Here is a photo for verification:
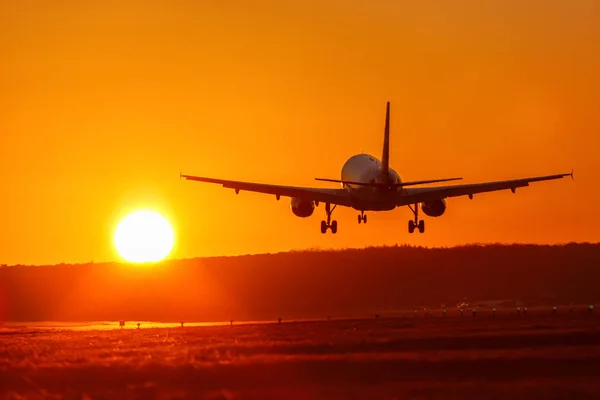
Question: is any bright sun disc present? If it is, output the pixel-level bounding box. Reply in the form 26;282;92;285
114;210;174;263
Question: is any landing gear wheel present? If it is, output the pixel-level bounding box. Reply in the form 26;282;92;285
331;220;338;234
358;211;367;224
408;203;425;234
321;202;338;234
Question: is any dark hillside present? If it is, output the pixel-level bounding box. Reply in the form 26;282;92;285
1;243;598;322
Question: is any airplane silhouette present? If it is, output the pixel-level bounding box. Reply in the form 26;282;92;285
181;102;573;234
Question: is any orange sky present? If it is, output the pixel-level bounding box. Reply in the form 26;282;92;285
1;0;599;266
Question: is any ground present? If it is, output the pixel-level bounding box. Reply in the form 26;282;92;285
2;309;600;399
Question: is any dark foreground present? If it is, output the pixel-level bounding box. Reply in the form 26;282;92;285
2;312;600;399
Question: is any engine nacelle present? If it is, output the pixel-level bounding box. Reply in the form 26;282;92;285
290;197;315;218
421;199;446;217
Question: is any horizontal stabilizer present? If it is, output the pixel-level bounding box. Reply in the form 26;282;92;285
315;177;463;187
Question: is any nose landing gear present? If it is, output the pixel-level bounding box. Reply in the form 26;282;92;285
408;203;425;233
321;203;338;234
357;211;367;224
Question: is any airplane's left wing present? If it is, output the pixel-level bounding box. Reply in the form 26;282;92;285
180;174;354;207
396;171;573;206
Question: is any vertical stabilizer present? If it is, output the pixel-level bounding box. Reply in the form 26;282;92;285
381;101;390;176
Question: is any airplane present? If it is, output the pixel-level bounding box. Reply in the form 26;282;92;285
181;102;573;234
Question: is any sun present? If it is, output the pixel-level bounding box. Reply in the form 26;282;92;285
114;210;175;263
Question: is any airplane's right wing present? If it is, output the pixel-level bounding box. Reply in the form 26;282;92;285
180;174;354;207
396;172;573;206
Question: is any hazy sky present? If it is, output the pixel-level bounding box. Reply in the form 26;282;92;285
1;0;599;265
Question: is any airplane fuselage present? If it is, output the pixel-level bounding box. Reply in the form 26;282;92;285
340;154;402;211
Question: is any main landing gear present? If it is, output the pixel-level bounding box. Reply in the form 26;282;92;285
321;202;338;234
408;203;425;234
357;211;367;224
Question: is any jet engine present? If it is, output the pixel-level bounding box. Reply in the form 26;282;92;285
290;197;315;218
421;199;446;217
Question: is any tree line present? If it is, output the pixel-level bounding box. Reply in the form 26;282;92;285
0;243;598;322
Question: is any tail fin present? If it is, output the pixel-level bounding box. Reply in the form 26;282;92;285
381;101;391;176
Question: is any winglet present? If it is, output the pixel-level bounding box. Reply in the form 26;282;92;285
570;169;574;180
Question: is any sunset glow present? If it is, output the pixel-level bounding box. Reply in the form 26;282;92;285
114;210;174;263
1;1;598;265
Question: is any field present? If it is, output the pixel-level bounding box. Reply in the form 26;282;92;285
2;310;600;399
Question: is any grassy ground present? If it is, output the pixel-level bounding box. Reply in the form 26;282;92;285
2;313;600;399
